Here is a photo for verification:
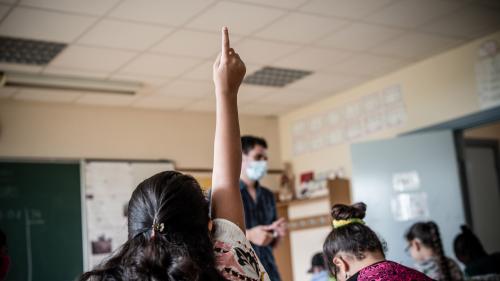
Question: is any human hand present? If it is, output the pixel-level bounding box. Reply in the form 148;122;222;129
264;218;287;238
246;225;274;246
213;27;246;95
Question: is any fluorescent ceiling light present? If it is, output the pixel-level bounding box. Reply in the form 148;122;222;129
1;71;142;95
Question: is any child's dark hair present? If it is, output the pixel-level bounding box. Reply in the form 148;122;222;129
79;171;226;281
453;225;487;262
323;203;384;275
241;135;267;155
405;221;452;281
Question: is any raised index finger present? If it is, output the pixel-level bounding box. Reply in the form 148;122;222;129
221;26;230;55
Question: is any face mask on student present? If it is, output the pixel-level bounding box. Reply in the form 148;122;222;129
245;160;268;181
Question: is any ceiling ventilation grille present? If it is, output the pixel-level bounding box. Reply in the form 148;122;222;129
243;66;312;87
0;36;66;65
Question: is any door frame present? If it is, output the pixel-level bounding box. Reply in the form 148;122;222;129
402;106;500;227
463;138;500;195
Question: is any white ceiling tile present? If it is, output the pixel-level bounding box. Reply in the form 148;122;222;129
288;73;363;93
324;54;408;76
239;102;288;116
238;84;275;102
110;73;169;88
234;38;301;64
78;20;172;51
243;64;265;76
0;7;96;42
14;89;81;103
180;61;214;81
187;1;285;35
43;66;109;79
75;93;137;106
132;95;194;110
151;30;238;59
259;89;321;106
120;54;201;78
183;98;216;112
255;12;347;44
420;4;500;39
370;32;463;59
299;0;394;19
110;0;215;26
273;47;353;70
236;0;308;9
0;63;43;73
181;60;262;81
20;0;119;16
50;45;137;72
156;79;213;98
365;0;464;28
316;23;403;51
0;4;11;18
0;87;18;98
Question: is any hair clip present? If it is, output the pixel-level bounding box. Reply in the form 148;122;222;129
152;222;165;233
332;218;365;229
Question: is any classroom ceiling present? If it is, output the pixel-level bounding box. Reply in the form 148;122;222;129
0;0;499;116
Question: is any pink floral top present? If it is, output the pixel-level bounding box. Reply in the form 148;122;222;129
349;260;434;281
212;219;270;281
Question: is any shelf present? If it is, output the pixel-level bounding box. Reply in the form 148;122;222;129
276;195;329;207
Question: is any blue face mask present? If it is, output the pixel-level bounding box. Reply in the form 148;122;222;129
245;160;268;181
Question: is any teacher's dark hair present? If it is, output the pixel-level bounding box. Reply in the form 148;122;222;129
241;135;267;155
79;171;226;281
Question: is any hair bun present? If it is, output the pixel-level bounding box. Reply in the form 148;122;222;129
331;202;366;220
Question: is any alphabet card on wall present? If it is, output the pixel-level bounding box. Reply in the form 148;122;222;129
476;40;500;109
291;84;407;156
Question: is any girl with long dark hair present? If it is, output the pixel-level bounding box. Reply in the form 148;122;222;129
405;221;463;281
323;202;431;281
80;27;269;281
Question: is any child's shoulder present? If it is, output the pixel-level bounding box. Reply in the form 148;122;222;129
211;219;270;281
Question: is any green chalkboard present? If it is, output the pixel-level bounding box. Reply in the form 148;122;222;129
0;162;83;281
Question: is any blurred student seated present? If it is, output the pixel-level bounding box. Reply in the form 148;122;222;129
308;252;332;281
454;225;500;280
405;221;464;281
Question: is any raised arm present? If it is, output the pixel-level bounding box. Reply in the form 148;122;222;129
210;27;246;231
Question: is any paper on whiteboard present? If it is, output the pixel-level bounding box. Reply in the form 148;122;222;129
392;171;421;192
84;161;174;268
391;192;429;221
86;162;132;268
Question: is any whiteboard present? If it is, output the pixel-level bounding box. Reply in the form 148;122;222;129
82;160;174;269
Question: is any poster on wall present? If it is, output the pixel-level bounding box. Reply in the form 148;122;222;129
84;161;174;268
476;40;500;109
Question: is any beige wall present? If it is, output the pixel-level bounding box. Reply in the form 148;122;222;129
0;100;282;174
279;30;500;183
279;30;500;281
